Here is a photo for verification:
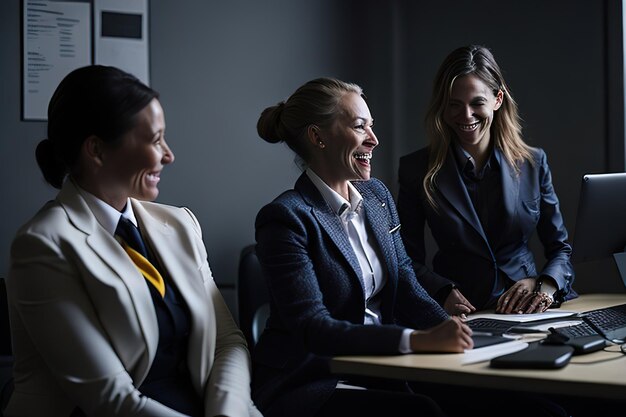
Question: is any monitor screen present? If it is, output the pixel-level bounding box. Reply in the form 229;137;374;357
571;173;626;293
572;173;626;262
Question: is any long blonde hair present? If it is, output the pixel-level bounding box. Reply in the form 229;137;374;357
423;45;533;207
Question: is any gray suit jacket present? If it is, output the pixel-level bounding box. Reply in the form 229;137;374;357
6;180;261;417
398;146;575;309
253;174;448;417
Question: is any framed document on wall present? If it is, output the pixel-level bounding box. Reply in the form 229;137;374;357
22;0;91;121
94;0;150;85
21;0;149;121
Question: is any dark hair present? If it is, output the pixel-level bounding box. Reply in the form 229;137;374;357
257;77;362;162
36;65;159;188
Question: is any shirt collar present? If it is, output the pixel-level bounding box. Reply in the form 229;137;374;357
305;168;363;217
75;183;137;236
453;142;499;177
453;142;475;173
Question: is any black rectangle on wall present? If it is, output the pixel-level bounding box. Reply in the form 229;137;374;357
101;11;142;39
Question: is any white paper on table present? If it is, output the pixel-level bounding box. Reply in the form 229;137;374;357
467;310;579;323
462;340;529;365
520;320;584;332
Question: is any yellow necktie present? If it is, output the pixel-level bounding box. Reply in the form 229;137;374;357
119;240;166;298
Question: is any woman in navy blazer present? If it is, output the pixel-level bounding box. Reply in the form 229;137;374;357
398;45;576;316
253;78;472;417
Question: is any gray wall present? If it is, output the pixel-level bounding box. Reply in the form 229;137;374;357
393;0;620;269
395;0;611;228
0;0;622;318
147;0;396;312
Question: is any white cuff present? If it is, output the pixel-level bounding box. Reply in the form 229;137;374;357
399;328;414;353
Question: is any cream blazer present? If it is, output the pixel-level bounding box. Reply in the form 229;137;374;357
5;180;261;417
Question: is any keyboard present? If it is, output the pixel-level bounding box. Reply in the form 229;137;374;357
468;303;626;341
549;303;626;342
467;318;521;335
580;303;626;342
550;321;598;339
467;316;571;335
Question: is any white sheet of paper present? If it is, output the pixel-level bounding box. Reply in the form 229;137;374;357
467;310;579;323
462;340;529;365
520;320;584;331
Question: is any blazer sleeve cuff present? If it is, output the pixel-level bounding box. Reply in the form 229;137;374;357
206;389;256;417
399;328;415;353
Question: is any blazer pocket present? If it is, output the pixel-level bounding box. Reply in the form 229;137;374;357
521;197;540;220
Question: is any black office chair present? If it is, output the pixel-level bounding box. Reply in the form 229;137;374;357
237;245;270;349
0;278;14;415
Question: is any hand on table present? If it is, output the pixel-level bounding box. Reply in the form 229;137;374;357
495;278;554;314
444;287;476;317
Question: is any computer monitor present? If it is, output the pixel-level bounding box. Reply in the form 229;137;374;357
571;172;626;293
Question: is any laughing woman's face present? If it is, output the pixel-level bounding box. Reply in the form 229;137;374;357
319;92;379;183
95;98;175;211
444;74;503;153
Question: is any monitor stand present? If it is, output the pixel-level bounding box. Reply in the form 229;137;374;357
574;255;626;294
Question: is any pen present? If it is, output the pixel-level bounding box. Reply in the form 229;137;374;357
471;331;493;336
506;327;548;334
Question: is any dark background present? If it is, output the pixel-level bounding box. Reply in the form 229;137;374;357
1;0;623;318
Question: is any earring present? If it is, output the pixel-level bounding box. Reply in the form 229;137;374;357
318;141;325;149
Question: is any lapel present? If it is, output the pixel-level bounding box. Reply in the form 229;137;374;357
353;181;398;288
58;181;158;382
437;148;489;242
132;200;214;387
498;149;520;232
295;174;364;287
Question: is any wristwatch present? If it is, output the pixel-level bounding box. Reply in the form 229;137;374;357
534;276;561;308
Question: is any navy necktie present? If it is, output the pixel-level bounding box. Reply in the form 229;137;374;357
115;216;166;297
115;217;148;258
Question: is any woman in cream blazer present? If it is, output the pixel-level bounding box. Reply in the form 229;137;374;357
5;65;260;417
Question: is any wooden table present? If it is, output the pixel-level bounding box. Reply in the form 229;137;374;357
331;294;626;400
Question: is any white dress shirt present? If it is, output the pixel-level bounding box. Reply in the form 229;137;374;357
76;183;137;235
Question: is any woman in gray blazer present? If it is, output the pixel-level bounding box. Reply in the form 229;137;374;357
252;77;473;417
5;66;261;417
398;45;576;316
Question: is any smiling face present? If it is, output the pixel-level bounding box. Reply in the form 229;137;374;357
97;98;174;210
314;92;378;190
444;74;503;155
